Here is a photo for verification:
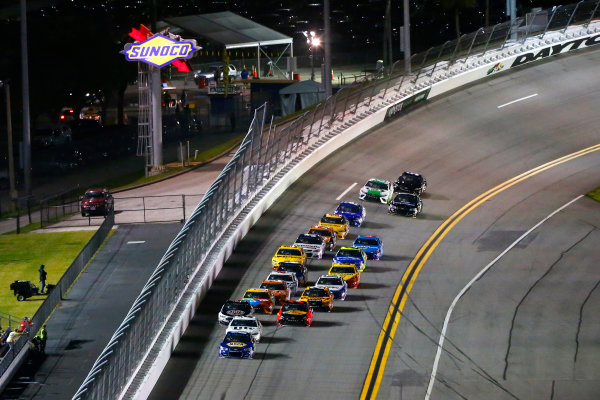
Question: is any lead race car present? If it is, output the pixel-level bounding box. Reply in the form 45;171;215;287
359;179;393;204
393;171;427;194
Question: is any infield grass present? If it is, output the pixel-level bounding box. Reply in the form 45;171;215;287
0;230;95;321
587;187;600;202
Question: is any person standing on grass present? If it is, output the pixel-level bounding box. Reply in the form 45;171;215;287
39;264;47;294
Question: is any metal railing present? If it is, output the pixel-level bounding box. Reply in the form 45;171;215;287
0;212;114;378
39;194;205;228
72;2;600;399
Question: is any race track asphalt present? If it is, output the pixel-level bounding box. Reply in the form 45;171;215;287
149;48;600;400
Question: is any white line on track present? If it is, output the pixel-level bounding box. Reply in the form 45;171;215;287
336;182;357;200
424;195;583;400
497;93;538;109
127;241;146;244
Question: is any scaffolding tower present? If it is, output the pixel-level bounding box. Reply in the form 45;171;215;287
136;62;153;176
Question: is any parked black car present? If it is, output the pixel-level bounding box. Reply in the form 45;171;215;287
393;171;427;194
388;192;423;218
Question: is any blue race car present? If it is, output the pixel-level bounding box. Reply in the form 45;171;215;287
219;331;255;359
333;247;367;272
334;201;366;227
352;235;384;260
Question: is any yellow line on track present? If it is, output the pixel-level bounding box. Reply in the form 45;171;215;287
360;143;600;400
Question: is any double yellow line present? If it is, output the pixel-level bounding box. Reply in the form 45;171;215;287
360;143;600;400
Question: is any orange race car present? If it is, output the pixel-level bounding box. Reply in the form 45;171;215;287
259;280;291;305
307;225;337;251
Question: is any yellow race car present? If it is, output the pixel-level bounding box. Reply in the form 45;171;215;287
328;263;361;288
299;286;334;311
318;214;349;239
272;245;306;269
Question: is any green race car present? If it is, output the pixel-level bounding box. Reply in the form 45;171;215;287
359;178;393;204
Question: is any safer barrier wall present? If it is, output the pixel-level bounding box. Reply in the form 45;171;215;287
73;3;600;399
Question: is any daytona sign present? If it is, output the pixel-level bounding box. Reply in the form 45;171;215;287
511;33;600;68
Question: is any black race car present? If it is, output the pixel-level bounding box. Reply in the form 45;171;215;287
218;300;254;326
388;193;423;217
393;172;427;194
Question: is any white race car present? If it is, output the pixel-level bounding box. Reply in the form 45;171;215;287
313;275;348;300
359;178;393;204
292;233;325;259
266;271;299;295
225;316;263;343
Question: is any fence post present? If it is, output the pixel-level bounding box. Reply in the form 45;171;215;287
447;34;465;69
464;28;483;62
563;1;584;33
481;23;499;56
143;197;146;223
429;41;451;77
540;7;559;39
585;0;600;29
182;194;186;222
501;17;519;49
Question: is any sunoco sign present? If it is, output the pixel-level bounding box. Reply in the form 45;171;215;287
123;34;196;68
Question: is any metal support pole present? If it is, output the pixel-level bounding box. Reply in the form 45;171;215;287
403;0;411;73
500;18;516;49
585;0;600;29
182;194;186;221
482;23;499;56
2;81;18;200
323;0;332;97
464;28;483;62
540;8;560;39
150;67;163;171
20;0;31;195
522;11;540;43
429;41;450;76
563;1;584;33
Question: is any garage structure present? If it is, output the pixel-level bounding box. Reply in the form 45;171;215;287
158;11;295;79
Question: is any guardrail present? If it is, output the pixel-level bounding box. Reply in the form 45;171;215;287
39;194;205;228
0;212;114;386
73;3;600;399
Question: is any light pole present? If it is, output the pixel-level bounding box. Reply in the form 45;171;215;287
0;80;18;200
403;0;411;73
303;31;320;81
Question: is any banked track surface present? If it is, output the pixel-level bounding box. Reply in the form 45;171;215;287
149;48;600;400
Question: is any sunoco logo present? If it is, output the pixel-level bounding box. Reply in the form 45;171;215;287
124;34;195;68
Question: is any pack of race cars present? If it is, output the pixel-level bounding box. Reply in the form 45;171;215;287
217;171;426;359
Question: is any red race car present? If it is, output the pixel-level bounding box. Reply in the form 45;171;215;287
277;300;314;327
